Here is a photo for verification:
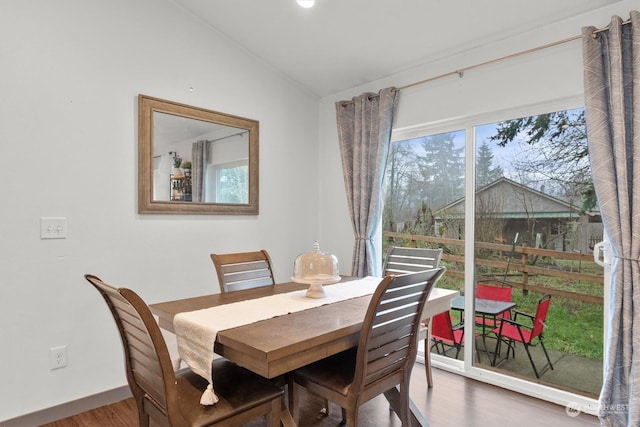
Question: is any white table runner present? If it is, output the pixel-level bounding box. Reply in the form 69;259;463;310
173;276;382;404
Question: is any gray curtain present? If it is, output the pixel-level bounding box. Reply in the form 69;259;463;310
582;10;639;426
336;87;398;277
192;140;210;202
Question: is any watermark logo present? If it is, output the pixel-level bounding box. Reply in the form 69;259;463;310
566;401;629;417
565;402;581;417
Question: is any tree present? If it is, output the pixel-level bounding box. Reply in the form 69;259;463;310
476;141;503;188
383;140;421;232
475;190;506;251
489;108;595;211
416;133;464;210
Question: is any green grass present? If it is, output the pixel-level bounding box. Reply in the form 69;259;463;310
511;291;603;359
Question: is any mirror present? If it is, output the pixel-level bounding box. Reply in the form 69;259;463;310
138;95;259;214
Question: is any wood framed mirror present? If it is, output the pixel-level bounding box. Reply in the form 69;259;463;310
138;95;259;215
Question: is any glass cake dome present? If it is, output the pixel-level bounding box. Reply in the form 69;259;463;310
292;241;340;298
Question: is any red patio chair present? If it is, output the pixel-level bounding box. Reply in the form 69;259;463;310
430;311;464;359
475;281;513;329
492;294;554;378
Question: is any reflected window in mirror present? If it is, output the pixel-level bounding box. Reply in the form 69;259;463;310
212;160;249;203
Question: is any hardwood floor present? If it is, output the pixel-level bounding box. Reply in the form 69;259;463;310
42;364;599;427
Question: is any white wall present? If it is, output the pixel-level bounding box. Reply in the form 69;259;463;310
2;0;636;422
317;1;637;276
0;0;319;421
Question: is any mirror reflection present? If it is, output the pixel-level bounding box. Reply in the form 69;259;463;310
138;95;259;215
153;112;249;204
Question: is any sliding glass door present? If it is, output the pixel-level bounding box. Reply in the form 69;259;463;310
472;108;603;398
384;101;603;411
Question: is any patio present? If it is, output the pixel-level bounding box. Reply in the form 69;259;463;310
430;335;603;397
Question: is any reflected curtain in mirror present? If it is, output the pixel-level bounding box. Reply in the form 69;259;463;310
192;140;210;203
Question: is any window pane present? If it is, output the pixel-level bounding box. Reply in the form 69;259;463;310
383;130;466;361
473;107;603;396
213;161;248;203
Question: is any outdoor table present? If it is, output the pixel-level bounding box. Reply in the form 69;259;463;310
450;295;516;364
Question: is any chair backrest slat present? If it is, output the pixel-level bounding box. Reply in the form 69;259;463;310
383;247;443;276
211;250;275;293
221;260;271;275
368;334;413;362
369;324;413;351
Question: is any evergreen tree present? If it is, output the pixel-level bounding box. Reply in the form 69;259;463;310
476;141;503;188
416;133;464;210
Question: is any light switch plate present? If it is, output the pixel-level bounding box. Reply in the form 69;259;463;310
40;217;67;239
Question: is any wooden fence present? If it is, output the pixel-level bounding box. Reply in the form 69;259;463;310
384;231;604;305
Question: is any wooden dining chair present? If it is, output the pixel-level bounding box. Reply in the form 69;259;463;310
383;246;443;388
210;250;275;293
289;268;446;427
84;274;282;427
210;249;332;417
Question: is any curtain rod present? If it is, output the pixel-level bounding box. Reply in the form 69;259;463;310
339;17;631;104
398;34;582;91
152;131;248;158
211;130;248;143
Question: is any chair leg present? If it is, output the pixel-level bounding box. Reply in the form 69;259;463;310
431;339;445;356
291;381;301;423
424;337;433;388
139;412;149;427
493;335;514;365
522;343;540;378
287;373;294;416
540;338;554;372
344;407;357;426
266;398;281;427
317;398;330;416
505;339;516;359
287;372;329;418
492;335;501;366
474;335;481;362
399;382;411;426
134;395;149;427
517;339;554;379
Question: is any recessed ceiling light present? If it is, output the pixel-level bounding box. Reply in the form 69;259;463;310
297;0;315;8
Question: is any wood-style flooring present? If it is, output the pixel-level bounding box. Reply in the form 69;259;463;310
41;364;599;427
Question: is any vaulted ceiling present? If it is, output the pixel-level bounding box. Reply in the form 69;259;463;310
172;0;621;97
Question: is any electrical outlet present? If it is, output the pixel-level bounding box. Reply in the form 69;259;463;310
50;345;68;370
41;217;67;239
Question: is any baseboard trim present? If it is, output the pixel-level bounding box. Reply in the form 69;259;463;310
1;386;131;427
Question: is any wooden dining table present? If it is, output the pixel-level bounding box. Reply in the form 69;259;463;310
150;279;459;427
